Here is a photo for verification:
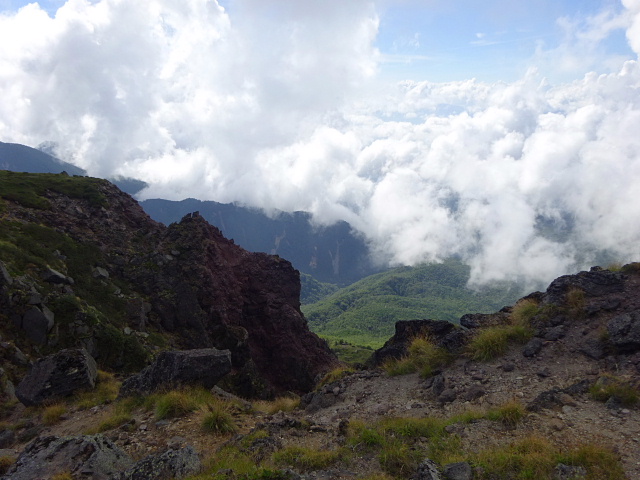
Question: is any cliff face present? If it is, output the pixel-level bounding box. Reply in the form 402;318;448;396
0;172;336;396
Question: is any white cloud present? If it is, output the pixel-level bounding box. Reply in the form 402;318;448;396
1;0;640;289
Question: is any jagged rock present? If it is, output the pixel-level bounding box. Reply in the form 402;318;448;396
42;266;73;285
607;310;640;352
438;388;457;404
522;338;544;357
554;463;587;479
15;348;97;406
15;305;54;345
462;385;485;401
431;373;446;397
368;320;459;367
543;267;624;305
459;312;509;329
579;339;607;360
0;261;12;286
411;459;442;480
443;461;473;480
300;391;339;413
119;348;231;397
113;446;201;480
93;266;110;279
0;434;133;480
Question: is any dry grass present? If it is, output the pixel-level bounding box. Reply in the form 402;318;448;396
253;396;300;415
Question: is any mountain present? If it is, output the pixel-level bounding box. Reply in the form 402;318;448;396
0;171;336;397
303;258;523;347
140;198;376;284
0;141;86;176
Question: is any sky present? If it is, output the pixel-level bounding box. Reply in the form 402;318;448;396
1;0;640;289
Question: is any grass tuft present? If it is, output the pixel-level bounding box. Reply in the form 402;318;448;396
273;446;344;472
317;365;355;387
590;375;639;407
383;336;452;377
42;404;67;426
486;399;527;427
0;456;14;476
201;404;237;435
253;396;300;415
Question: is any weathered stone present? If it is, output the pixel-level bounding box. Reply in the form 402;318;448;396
19;306;54;345
119;348;231;398
0;262;13;286
411;459;442;480
438;388;457;404
15;348;97;406
431;373;446;397
443;461;473;480
607;310;640;353
459;312;509;329
93;266;110;279
42;267;73;285
579;339;607;360
300;392;339;413
522;338;544;358
0;429;15;448
462;385;485;401
368;320;459;367
543;268;624;305
113;446;201;480
0;435;133;480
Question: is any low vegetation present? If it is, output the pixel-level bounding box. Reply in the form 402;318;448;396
303;259;522;348
383;336;452;377
589;375;639;407
253;396;300;415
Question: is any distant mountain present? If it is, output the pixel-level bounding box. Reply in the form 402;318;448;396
0;141;86;176
0;141;149;195
140;198;377;284
303;258;523;348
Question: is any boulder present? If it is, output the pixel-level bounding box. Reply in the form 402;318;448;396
42;267;74;285
443;462;473;480
411;459;442;480
522;338;544;358
607;310;640;353
113;446;201;480
17;306;55;345
0;435;133;480
15;348;97;406
543;267;624;305
368;320;459;367
459;312;510;329
119;348;231;397
0;261;12;286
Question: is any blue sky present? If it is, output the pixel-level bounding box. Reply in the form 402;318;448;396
1;0;640;286
2;0;634;83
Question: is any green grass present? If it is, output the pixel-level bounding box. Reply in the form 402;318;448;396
486;400;527;427
590;375;639;407
253;397;300;415
201;404;237;435
272;446;345;472
303;258;522;348
467;323;533;361
317;365;355;387
41;404;67;425
383;336;453;378
0;171;107;210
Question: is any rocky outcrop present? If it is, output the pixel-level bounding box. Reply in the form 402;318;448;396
15;348;97;406
0;174;336;396
0;435;134;480
113;446;201;480
607;310;640;353
367;319;464;367
118;348;232;397
542;266;624;305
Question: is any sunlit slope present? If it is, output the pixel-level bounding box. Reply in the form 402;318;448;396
303;258;522;348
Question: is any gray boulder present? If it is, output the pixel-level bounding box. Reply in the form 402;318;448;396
443;462;473;480
0;435;133;480
42;266;74;285
411;459;442;480
607;310;640;353
113;446;201;479
15;306;55;345
15;348;97;406
119;348;231;397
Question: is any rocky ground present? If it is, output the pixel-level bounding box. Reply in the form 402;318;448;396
1;266;640;479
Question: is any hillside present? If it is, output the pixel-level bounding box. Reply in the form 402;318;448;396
0;170;336;397
1;263;639;479
303;259;523;347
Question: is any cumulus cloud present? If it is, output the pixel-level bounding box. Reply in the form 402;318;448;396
1;0;640;288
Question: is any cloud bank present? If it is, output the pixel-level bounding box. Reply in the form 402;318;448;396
1;0;640;288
